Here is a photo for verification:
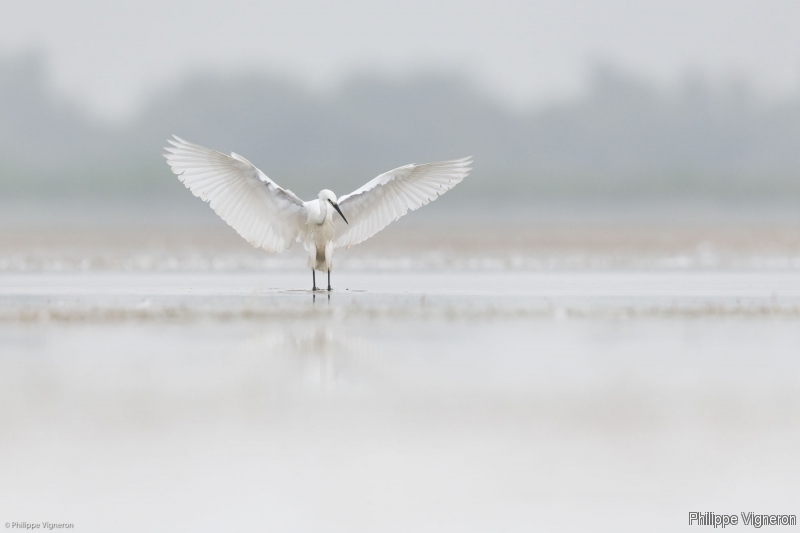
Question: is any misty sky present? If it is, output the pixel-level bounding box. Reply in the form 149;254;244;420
3;0;800;121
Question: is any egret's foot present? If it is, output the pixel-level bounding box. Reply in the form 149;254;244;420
327;286;332;291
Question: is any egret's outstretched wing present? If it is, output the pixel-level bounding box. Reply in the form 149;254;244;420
163;136;306;252
333;157;472;248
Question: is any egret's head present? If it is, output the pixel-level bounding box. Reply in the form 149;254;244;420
318;189;338;203
318;189;348;224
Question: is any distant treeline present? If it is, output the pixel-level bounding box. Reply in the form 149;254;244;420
2;51;800;199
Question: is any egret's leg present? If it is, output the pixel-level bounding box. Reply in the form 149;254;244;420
324;241;334;291
312;269;317;291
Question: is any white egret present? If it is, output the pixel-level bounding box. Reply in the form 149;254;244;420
163;136;472;290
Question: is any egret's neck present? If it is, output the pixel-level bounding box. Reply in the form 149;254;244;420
313;199;329;225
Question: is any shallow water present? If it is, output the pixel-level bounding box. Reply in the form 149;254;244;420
2;201;800;531
2;270;800;532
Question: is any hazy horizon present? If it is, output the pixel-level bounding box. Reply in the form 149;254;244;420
3;49;800;201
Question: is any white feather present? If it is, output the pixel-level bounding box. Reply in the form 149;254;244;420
163;135;306;253
333;157;472;249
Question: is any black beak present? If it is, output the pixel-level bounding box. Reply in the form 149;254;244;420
329;199;348;224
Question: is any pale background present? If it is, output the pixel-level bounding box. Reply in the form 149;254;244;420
2;2;800;531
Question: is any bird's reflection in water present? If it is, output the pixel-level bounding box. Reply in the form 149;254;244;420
248;321;384;390
311;292;331;305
